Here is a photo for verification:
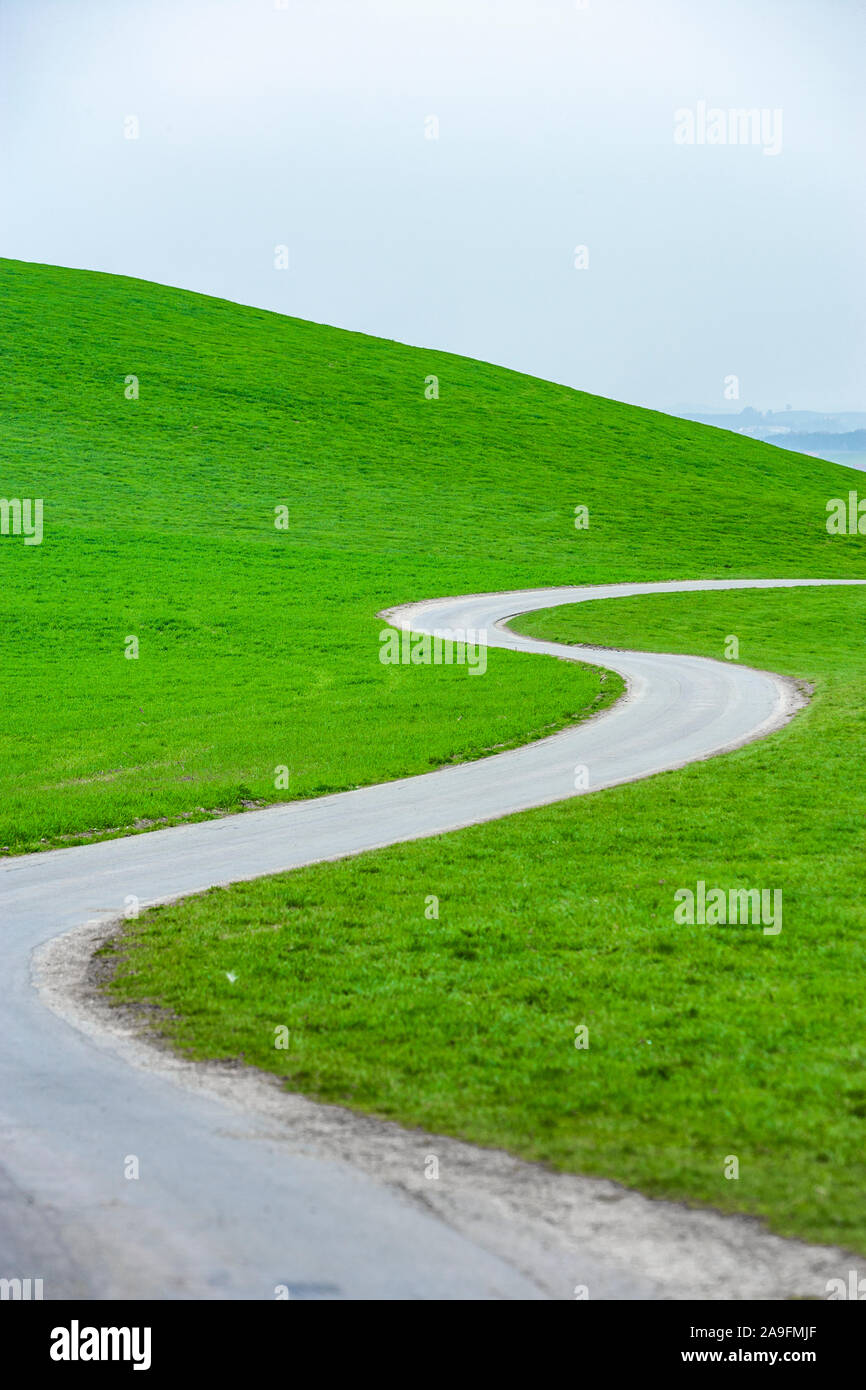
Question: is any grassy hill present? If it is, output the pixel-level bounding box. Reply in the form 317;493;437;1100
1;259;864;853
109;584;866;1254
5;259;866;1253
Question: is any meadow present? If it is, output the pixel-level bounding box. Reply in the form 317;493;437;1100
108;585;866;1251
4;257;866;1247
2;257;862;851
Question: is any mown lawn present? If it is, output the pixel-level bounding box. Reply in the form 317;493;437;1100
7;259;866;1247
2;257;864;851
106;585;866;1252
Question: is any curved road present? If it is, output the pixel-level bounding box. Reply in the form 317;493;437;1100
1;576;863;1299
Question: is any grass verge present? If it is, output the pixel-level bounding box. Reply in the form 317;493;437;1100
104;584;866;1252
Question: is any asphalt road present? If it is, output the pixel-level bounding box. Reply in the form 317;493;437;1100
1;576;863;1299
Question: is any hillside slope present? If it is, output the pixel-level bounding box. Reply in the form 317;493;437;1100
1;258;863;854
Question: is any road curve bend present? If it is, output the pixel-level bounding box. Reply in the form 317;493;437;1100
1;575;864;1300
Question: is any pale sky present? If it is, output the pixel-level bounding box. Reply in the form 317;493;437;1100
1;0;863;412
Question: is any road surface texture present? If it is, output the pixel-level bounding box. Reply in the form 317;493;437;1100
2;577;865;1300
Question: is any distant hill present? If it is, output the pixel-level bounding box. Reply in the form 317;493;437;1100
680;407;866;436
773;430;866;454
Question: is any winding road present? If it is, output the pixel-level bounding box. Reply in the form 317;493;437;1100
1;576;864;1300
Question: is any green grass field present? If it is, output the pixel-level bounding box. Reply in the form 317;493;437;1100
106;585;866;1251
5;258;866;1249
2;257;863;852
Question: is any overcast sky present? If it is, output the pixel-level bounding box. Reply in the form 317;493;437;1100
1;0;863;413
